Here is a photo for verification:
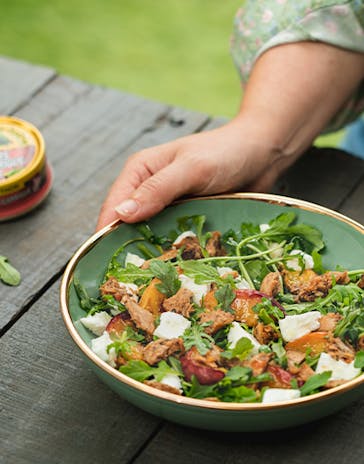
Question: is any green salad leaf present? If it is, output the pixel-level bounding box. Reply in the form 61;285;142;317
300;371;332;396
354;351;364;369
107;263;153;285
119;359;179;382
221;337;254;361
149;260;181;297
182;322;214;355
179;260;221;284
0;255;21;286
215;283;235;312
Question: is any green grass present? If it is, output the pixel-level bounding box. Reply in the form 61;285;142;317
0;0;342;145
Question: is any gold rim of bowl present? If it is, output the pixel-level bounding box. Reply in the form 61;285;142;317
59;192;364;411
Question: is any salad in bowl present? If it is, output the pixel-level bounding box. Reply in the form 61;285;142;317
73;209;364;405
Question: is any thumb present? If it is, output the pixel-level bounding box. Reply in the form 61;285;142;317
115;158;203;222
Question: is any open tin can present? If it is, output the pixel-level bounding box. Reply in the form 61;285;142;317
0;116;53;221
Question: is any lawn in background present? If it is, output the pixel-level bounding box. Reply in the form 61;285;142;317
0;0;341;146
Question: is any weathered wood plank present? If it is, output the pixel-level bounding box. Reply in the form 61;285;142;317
0;281;161;464
134;401;364;464
15;75;92;128
0;84;209;330
0;56;55;114
339;175;364;224
273;148;364;212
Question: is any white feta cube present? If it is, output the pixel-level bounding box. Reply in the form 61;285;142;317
262;388;301;403
179;274;209;304
279;311;321;342
90;331;116;367
315;352;361;381
124;252;145;268
227;321;260;354
259;224;270;233
173;231;196;246
153;312;191;339
217;266;235;276
160;374;183;393
80;311;112;336
235;278;251;290
286;250;314;271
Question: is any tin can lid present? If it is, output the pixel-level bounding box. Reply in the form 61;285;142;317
0;116;45;192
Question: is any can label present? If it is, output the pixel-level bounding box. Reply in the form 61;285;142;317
0;162;47;206
0;125;36;181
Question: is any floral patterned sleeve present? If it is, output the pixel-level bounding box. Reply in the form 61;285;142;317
230;1;364;132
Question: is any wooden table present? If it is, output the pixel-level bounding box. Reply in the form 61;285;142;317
1;56;363;464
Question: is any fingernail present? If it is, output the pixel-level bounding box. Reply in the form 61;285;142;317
115;198;139;216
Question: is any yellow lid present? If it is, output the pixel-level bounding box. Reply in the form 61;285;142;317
0;116;45;196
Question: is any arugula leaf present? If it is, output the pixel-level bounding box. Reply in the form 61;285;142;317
217;384;258;403
177;215;206;237
215;284;235;312
137;243;158;259
107;263;153;286
222;228;239;251
149;260;181;297
253;298;284;323
119;359;179;382
184;375;217;399
179;260;221;284
73;277;99;312
300;371;332;396
245;260;270;288
168;356;184;376
284;224;324;252
270;340;287;367
182;323;214;355
136;223;170;248
268;212;296;230
213;325;231;349
354;351;364;369
107;327;144;358
240;222;260;240
0;255;21;286
221;337;254;361
225;366;252;381
312;250;326;274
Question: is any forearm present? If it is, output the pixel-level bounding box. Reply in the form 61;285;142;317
234;42;364;158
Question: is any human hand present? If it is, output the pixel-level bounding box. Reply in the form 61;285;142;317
97;42;364;231
96;116;283;230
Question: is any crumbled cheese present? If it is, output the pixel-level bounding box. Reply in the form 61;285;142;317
160;374;183;393
286;249;314;271
315;352;361;381
124;252;145;268
217;266;235;276
259;223;270;233
179;274;209;304
262;388;301;403
173;230;196;246
153;312;191;339
118;282;139;293
227;321;260;354
279;311;321;342
90;331;116;367
80;311;111;336
268;242;284;259
235;278;251;290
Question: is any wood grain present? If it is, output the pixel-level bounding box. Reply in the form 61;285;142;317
135;401;364;464
0;82;209;330
0;280;161;464
0;56;55;114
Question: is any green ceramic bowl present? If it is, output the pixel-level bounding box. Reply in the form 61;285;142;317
60;193;364;431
